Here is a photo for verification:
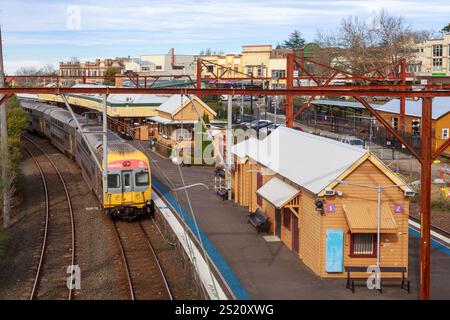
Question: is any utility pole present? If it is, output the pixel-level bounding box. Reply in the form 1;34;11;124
227;94;233;201
0;26;11;229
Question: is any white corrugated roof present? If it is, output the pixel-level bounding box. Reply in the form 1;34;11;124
231;127;367;194
71;84;171;105
148;116;172;124
156;95;189;115
230;137;259;159
256;177;299;208
374;98;450;120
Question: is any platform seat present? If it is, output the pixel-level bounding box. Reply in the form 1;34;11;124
247;209;268;234
345;266;409;293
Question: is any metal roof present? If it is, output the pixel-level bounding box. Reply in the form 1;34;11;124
256;177;299;208
373;97;450;120
156;95;189;115
231;127;367;194
311;99;379;109
343;202;398;234
71;84;171;105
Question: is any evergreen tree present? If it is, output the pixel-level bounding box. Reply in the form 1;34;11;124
442;23;450;33
282;30;306;49
103;67;120;86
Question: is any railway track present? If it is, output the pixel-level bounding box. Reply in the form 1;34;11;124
23;135;76;300
112;219;173;300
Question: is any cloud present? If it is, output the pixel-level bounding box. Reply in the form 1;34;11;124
3;60;58;75
1;0;449;73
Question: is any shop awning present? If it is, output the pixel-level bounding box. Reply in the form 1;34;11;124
343;203;398;234
256;177;300;209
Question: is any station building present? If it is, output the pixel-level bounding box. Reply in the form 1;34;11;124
33;85;217;142
231;127;412;278
374;98;450;157
147;95;217;150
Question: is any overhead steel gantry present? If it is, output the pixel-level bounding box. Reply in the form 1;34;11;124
3;50;450;300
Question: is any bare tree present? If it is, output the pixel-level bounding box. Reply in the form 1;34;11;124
315;10;435;81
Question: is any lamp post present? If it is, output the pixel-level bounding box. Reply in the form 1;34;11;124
332;180;415;267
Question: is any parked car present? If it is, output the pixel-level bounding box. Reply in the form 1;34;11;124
250;120;272;130
235;113;256;124
337;136;364;148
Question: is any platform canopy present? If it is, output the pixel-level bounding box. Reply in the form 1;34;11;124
343;202;398;234
256;177;300;209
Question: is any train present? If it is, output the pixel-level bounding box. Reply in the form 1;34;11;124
21;99;154;220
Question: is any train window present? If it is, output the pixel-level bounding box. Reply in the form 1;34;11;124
135;171;149;186
107;174;120;188
124;173;131;188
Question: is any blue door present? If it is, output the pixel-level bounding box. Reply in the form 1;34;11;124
325;229;344;273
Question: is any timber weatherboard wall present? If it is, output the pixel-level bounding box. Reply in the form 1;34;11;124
231;129;410;279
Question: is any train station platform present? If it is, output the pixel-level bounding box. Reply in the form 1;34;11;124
137;142;450;300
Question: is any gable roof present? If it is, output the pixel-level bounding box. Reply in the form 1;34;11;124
156;95;217;117
231;127;367;194
374;97;450;120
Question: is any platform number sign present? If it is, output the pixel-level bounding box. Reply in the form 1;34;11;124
326;204;335;213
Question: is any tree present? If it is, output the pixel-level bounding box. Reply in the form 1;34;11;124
442;23;450;33
103;67;120;86
315;10;434;78
281;30;306;49
0;95;28;231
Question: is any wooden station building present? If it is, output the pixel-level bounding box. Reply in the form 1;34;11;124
231;127;413;278
146;95;217;149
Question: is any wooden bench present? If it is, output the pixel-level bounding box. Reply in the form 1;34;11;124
345;266;410;293
247;209;268;234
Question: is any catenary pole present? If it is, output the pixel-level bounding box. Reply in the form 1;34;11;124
227;94;233;200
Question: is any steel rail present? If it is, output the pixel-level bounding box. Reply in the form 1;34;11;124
23;145;49;301
409;215;450;238
111;220;136;300
138;221;173;300
23;135;76;300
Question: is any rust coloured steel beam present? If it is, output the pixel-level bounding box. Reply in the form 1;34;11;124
0;94;12;105
3;87;450;97
354;96;421;160
420;97;433;301
285;52;294;128
432;138;450;160
293;71;340;120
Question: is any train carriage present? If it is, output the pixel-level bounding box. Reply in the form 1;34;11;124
21;99;153;220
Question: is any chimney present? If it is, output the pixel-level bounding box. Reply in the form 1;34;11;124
171;48;175;66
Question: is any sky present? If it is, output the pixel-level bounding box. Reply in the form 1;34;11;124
0;0;449;74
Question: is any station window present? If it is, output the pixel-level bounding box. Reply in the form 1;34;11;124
432;58;443;72
391;117;398;130
432;44;443;57
283;208;291;229
350;234;376;258
135;171;149;187
107;174;120;188
412;119;420;135
442;128;449;140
